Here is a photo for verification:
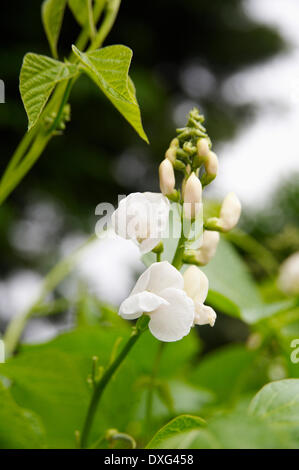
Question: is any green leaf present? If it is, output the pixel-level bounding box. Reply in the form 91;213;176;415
72;44;149;143
0;326;137;448
146;415;206;449
0;383;45;449
242;298;298;324
202;238;263;317
189;344;262;403
249;379;299;445
197;409;290;449
42;0;68;59
20;53;78;130
68;0;88;25
147;407;291;449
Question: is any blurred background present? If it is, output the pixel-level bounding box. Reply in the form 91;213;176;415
0;0;299;347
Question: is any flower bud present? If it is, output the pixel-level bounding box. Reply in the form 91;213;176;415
165;138;179;164
197;138;210;158
170;137;179;148
183;265;209;304
278;252;299;295
173;160;185;171
183;173;202;219
159;159;175;196
218;192;241;232
202;151;218;185
183;230;219;266
197;230;220;265
165;147;176;164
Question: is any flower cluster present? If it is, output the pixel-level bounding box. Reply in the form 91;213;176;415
111;108;241;342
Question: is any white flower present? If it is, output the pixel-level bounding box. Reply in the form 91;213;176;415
183;265;216;327
218;192;241;232
278;252;299;295
111;192;170;254
119;261;195;342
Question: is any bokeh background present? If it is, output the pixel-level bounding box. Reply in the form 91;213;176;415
1;0;299;348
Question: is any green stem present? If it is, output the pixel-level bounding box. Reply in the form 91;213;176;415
48;79;74;133
88;0;121;51
3;311;31;357
3;235;96;357
172;230;187;270
0;125;39;186
0;131;51;204
80;326;144;448
88;0;97;40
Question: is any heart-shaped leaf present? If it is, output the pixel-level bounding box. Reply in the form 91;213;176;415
20;53;78;130
72;44;149;143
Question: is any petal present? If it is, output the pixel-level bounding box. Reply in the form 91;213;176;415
148;261;184;293
139;238;161;254
119;291;168;320
111;193;149;240
183;265;209;303
149;287;195;342
144;192;170;208
144;192;170;236
131;261;184;297
194;303;216;327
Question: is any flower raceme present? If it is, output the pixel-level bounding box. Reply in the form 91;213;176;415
111;109;241;341
118;261;216;342
111;192;170;254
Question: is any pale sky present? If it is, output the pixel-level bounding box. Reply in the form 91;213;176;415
210;0;299;207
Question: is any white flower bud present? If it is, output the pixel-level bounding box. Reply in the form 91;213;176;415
203;151;218;183
183;265;209;304
218;192;241;232
196;230;220;265
183;265;216;327
183;173;202;219
278;252;299;295
197;138;210;158
159;159;175;196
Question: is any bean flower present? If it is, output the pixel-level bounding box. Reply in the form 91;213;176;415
111;192;170;254
119;261;195;341
119;261;216;341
